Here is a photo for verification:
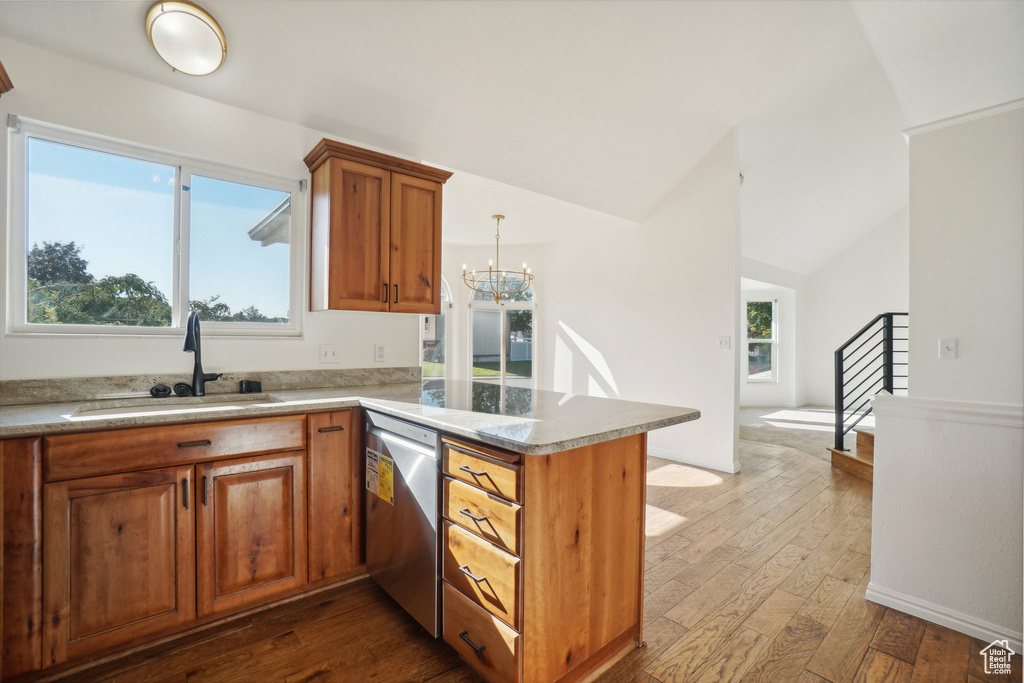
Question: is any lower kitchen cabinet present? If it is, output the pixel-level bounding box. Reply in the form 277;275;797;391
441;434;646;683
307;410;363;583
42;465;196;665
196;452;307;616
1;412;365;677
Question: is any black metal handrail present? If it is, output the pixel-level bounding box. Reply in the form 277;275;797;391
834;312;909;450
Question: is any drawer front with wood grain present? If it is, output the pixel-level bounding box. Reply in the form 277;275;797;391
444;443;521;503
443;521;521;630
442;583;521;683
43;415;307;481
444;477;521;555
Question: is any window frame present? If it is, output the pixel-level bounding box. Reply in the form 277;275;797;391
419;277;452;379
745;298;778;384
468;289;537;389
7;117;305;338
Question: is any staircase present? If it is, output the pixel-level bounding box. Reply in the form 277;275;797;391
829;312;908;481
829;429;875;481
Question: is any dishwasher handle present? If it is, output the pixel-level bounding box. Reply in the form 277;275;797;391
371;428;439;459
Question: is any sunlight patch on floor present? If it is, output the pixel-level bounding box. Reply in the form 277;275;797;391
645;505;689;537
647;463;724;488
765;420;834;432
759;408;875;430
763;409;834;424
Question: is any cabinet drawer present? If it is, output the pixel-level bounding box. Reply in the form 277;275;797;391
443;583;521;683
444;443;521;503
44;415;307;481
443;521;520;629
444;478;521;555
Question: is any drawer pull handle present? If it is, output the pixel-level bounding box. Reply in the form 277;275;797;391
459;465;487;477
459;508;488;523
459;630;487;658
178;440;212;449
318;426;345;433
458;565;487;583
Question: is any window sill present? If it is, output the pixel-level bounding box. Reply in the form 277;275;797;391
5;327;303;340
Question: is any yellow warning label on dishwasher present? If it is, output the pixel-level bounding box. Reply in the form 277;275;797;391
378;453;395;505
365;448;394;505
366;448;379;496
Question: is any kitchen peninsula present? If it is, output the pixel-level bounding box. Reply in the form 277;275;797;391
0;376;699;682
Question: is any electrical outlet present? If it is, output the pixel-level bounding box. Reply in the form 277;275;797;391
374;343;386;362
717;336;731;350
319;344;339;364
939;338;957;360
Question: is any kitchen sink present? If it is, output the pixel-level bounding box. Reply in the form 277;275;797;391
71;394;284;419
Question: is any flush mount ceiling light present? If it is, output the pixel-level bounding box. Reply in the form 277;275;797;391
146;1;226;76
462;215;534;304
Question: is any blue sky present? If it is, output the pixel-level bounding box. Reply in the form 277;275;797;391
27;137;290;320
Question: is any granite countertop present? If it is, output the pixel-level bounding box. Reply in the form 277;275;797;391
0;379;700;455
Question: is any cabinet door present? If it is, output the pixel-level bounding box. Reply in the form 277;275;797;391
314;158;391;312
389;172;442;314
307;410;363;584
42;466;195;665
196;452;306;616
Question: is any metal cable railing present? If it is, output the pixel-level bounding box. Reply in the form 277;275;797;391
834;312;909;450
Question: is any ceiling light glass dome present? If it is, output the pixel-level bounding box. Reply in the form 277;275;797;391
146;1;226;76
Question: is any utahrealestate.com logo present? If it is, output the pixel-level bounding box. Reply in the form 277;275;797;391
980;639;1015;675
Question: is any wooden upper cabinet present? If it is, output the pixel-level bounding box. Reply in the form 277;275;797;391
390;173;443;313
196;453;307;617
42;466;195;665
305;139;452;314
312;159;390;312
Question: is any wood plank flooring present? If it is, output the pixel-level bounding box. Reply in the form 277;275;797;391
44;440;1019;683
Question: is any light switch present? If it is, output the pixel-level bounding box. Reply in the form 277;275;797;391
717;336;731;350
938;338;957;360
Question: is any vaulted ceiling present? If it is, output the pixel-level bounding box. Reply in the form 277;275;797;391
1;1;1021;273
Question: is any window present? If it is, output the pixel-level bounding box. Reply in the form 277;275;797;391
746;300;777;382
421;280;451;379
10;119;301;335
470;281;535;388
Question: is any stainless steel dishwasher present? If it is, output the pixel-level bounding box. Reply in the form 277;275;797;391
364;410;442;636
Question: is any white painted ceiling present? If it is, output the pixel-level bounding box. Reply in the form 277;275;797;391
1;1;1021;273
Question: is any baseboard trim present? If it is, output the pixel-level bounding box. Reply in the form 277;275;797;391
872;393;1024;428
866;582;1023;652
647;447;741;474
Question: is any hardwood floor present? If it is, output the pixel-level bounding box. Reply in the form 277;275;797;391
45;440;1019;682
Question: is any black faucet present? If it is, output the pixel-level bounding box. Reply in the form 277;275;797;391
183;311;222;397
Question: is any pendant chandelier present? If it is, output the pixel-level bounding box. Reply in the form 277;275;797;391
462;214;534;303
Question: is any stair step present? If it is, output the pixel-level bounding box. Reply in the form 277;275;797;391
828;447;873;482
854;429;874;460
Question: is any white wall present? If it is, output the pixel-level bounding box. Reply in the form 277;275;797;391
0;39;419;380
539;132;741;473
869;102;1024;651
907;103;1024;406
801;208;910;406
870;395;1023;650
739;279;798;407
